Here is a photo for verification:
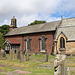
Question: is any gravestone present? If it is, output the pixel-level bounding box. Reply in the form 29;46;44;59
61;55;67;75
9;49;15;61
67;67;70;75
16;50;20;60
25;50;29;61
20;51;24;63
54;54;67;75
34;52;37;55
54;54;61;75
46;52;48;62
0;49;6;59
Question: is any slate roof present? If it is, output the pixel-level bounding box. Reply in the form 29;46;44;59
5;17;75;41
5;21;60;36
60;17;75;27
54;18;75;41
54;26;75;41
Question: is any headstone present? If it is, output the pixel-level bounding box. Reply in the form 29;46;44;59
20;51;24;63
16;50;20;60
67;67;70;75
54;54;67;75
61;55;67;75
9;49;15;61
0;49;6;59
54;54;61;75
46;52;48;62
34;52;37;55
25;50;29;61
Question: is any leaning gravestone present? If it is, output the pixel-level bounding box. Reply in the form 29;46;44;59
0;49;6;59
9;49;15;61
20;51;24;63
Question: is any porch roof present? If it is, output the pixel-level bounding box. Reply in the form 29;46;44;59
5;39;20;44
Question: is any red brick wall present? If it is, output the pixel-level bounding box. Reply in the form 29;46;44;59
5;31;54;53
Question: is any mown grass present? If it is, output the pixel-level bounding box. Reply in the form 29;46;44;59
0;73;7;75
0;54;75;75
71;70;75;75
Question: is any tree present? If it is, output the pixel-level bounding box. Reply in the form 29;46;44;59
0;25;10;48
0;32;4;48
0;25;10;35
28;20;46;26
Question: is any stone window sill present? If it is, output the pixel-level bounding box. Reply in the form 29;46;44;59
40;50;46;52
59;48;66;51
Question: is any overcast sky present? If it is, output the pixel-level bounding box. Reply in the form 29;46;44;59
0;0;75;27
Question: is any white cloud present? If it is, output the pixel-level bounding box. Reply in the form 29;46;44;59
0;0;75;27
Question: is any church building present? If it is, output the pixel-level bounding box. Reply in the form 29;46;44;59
4;16;75;54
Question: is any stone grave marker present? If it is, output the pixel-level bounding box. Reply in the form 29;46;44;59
46;52;48;62
54;54;67;75
0;49;6;59
20;51;24;63
34;52;37;55
25;50;29;61
16;50;20;60
61;55;67;75
9;49;15;61
67;67;70;75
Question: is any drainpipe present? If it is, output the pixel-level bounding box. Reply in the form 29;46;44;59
22;35;24;51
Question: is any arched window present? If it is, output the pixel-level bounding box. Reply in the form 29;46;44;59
26;37;31;50
60;37;65;48
40;36;46;51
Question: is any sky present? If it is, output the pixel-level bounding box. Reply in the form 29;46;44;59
0;0;75;27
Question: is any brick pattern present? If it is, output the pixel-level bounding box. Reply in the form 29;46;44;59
5;31;54;53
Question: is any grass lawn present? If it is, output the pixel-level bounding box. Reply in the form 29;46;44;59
0;53;75;75
0;73;7;75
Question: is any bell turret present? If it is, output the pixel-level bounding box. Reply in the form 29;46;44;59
9;16;17;31
11;16;17;27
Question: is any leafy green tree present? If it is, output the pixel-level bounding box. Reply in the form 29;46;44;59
28;20;46;26
0;25;10;35
0;32;4;48
0;25;10;48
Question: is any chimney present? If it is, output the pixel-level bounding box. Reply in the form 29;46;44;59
9;16;17;31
